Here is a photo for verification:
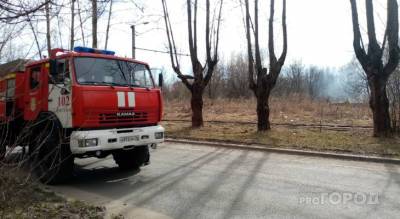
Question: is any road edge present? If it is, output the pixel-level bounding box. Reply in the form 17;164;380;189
165;138;400;165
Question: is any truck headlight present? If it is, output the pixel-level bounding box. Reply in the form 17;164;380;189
155;132;164;139
79;138;98;147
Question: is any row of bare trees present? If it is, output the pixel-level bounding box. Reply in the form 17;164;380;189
161;0;286;131
165;58;335;101
161;0;400;137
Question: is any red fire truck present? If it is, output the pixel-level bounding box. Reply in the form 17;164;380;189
0;47;165;184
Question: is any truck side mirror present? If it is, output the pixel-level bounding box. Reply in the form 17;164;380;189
49;59;58;77
64;77;72;87
61;77;71;95
158;73;163;88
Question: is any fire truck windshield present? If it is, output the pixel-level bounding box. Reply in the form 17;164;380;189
74;57;154;88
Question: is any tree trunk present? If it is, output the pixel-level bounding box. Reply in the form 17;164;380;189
256;87;271;131
77;0;86;46
70;0;75;50
104;0;113;50
91;0;98;48
191;84;204;128
369;76;392;136
27;18;42;58
45;2;51;56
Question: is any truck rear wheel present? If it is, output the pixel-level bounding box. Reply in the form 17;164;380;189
31;117;74;184
0;124;7;160
113;145;150;170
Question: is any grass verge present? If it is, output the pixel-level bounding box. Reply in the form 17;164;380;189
163;121;400;159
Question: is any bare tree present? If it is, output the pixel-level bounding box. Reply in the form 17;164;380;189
77;0;86;46
161;0;224;127
45;1;51;56
0;25;24;60
104;0;113;50
206;64;225;99
70;0;76;50
225;53;252;98
342;57;370;102
388;68;400;132
0;1;50;22
244;0;287;131
349;0;399;136
92;0;98;48
306;66;324;100
287;60;305;95
26;16;42;58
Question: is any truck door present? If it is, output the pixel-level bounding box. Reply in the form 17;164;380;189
24;65;43;120
48;59;72;128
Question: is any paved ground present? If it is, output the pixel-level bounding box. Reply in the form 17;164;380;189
51;142;400;219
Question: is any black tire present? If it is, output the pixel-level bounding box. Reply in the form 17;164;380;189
30;116;74;184
0;143;5;160
113;145;150;170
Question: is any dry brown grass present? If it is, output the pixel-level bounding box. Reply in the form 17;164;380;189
163;97;400;158
163;121;400;159
164;97;372;126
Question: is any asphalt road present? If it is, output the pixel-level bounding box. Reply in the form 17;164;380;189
51;142;400;219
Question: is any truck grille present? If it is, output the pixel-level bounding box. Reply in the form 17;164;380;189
99;112;148;124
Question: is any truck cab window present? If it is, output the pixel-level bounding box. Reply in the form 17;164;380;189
132;68;153;88
6;79;15;98
74;57;154;88
30;67;41;89
0;82;5;101
51;59;70;84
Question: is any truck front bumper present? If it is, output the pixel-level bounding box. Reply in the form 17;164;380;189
70;125;164;155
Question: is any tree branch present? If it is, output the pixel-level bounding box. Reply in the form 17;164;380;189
365;0;381;57
161;0;193;91
268;0;277;67
244;0;256;92
204;0;224;86
206;0;212;64
349;0;368;67
0;0;51;22
193;0;198;57
278;0;287;66
383;0;400;76
254;0;262;74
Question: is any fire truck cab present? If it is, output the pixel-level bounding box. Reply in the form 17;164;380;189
0;47;165;184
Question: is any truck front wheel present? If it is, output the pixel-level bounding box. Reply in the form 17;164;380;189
113;146;150;170
0;143;5;160
30;117;74;184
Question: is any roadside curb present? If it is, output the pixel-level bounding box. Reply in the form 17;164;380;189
165;138;400;165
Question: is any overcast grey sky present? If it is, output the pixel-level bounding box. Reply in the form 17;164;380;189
100;0;388;75
9;0;390;78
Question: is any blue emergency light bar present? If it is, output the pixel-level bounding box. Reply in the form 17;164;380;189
73;46;115;55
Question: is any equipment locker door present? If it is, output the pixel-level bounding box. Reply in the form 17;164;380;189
24;65;43;120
